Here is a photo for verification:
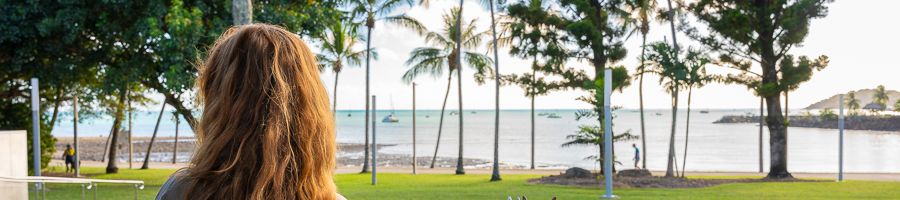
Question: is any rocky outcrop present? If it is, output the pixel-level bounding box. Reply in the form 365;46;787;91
714;115;900;132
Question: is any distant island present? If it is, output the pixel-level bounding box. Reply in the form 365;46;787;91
714;87;900;132
805;88;900;109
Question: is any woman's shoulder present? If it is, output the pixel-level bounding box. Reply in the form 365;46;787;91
156;168;191;200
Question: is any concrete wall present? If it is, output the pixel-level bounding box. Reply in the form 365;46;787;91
0;130;28;199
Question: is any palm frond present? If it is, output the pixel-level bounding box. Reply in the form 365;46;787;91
463;51;494;84
383;15;427;35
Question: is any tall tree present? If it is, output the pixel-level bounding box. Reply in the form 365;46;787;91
643;41;692;177
453;0;466;176
481;0;505;181
872;85;889;111
0;0;104;174
350;0;426;173
492;0;554;171
505;0;632;175
317;21;371;117
625;0;658;170
679;51;715;177
687;0;833;179
401;7;493;172
846;91;860;115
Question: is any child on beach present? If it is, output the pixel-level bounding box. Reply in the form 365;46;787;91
156;24;344;200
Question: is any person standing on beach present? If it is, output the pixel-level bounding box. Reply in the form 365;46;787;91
63;144;76;175
156;24;344;200
632;143;640;169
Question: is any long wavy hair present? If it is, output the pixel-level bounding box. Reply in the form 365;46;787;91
188;24;336;199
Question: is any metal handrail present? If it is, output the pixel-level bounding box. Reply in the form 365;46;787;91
0;176;145;200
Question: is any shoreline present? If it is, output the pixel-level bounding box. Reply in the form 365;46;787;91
54;136;501;169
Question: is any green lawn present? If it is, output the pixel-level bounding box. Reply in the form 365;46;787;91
37;167;900;199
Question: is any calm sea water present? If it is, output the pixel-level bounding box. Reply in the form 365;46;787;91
51;109;900;173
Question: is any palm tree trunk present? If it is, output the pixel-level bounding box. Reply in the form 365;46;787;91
681;87;692;177
141;102;167;169
106;88;127;174
489;0;502;182
665;86;679;177
639;33;647;169
664;0;681;178
530;67;536;170
430;76;453;168
454;1;466;175
333;72;340;118
362;25;373;173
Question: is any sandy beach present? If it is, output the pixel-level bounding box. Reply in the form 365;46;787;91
54;136;494;168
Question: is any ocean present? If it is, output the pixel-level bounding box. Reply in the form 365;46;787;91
50;109;900;173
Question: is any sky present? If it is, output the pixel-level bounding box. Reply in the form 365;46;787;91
310;0;899;111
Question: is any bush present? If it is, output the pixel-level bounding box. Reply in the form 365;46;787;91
819;108;838;121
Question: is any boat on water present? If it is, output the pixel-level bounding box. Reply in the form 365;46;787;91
449;111;459;115
699;110;710;114
382;114;399;123
382;96;400;123
655;113;662;116
547;113;561;119
537;113;550;116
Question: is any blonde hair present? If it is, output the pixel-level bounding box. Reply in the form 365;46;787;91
189;24;337;199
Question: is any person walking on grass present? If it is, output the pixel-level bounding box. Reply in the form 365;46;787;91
63;144;76;175
633;143;641;169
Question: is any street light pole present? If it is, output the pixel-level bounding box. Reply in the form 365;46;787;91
602;69;615;199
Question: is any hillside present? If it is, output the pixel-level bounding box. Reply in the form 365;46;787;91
805;88;900;109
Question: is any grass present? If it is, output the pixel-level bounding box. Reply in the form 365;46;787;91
35;167;900;199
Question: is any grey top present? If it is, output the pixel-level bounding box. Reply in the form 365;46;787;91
155;169;347;200
155;169;190;200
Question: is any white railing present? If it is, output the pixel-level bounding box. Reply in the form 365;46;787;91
0;176;145;200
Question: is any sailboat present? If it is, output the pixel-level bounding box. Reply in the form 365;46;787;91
382;96;399;123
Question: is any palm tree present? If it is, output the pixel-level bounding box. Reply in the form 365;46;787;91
481;0;504;181
872;85;889;111
894;99;900;112
679;52;712;177
644;41;688;178
846;91;860;115
662;0;682;178
317;22;370;118
401;7;493;173
453;0;466;176
625;0;657;170
350;0;426;173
